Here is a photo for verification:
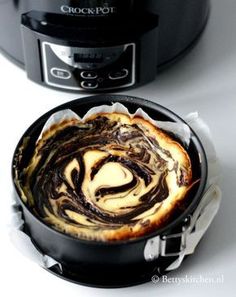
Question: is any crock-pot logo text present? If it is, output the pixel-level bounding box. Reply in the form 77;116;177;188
60;4;117;15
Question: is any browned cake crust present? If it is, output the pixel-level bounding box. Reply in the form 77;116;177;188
15;112;193;241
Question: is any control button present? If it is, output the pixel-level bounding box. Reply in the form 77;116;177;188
109;68;129;80
81;71;98;79
50;68;71;80
81;81;98;90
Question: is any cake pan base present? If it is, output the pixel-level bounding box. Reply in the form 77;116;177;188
46;261;169;288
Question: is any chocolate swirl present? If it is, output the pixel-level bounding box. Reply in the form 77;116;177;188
16;113;193;241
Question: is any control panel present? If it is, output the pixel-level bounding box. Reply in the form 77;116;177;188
41;42;136;91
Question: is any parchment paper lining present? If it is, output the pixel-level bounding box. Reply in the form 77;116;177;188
38;102;191;146
9;105;221;273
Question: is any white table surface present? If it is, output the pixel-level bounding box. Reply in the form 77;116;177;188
1;0;236;296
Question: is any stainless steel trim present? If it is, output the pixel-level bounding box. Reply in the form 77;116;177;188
42;41;136;91
144;236;160;262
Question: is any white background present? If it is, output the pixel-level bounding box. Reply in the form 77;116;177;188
1;0;236;296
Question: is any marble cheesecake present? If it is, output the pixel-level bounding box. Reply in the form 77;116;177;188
15;112;193;241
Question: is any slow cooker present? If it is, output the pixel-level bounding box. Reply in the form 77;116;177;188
0;0;209;92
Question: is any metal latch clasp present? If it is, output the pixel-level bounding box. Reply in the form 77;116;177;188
144;185;221;271
144;216;190;262
160;216;190;257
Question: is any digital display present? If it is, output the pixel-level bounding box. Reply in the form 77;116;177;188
74;53;104;63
